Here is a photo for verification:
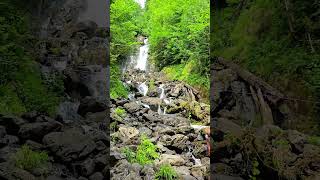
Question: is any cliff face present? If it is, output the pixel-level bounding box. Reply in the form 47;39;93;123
0;1;111;179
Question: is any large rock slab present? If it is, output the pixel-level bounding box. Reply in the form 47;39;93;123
0;115;26;134
43;128;96;162
19;120;62;141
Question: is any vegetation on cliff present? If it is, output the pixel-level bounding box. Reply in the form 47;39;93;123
110;0;144;99
145;0;210;98
211;0;320;127
0;0;63;116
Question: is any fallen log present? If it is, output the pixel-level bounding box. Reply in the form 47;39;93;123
215;57;285;104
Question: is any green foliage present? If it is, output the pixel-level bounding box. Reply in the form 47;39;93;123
114;107;126;117
110;0;142;99
110;121;117;131
155;164;178;180
249;158;260;180
14;145;49;171
211;0;320;126
110;64;128;99
136;135;159;165
122;147;136;163
0;1;63;116
308;136;320;146
148;79;156;91
122;135;159;165
146;0;210;75
162;63;209;100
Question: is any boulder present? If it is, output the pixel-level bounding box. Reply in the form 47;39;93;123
43;128;96;162
159;154;186;166
0;115;26;134
78;96;108;116
89;172;104;180
73;158;95;177
118;126;139;143
124;102;141;114
19;120;62;141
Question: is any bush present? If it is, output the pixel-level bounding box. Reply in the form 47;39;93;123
122;135;159;165
14;145;49;171
122;147;136;163
155;164;178;180
135;135;159;165
114;107;126;117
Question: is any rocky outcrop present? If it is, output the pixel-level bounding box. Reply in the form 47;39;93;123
0;112;108;180
211;58;293;129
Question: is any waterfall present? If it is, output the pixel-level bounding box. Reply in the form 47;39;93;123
138;82;148;96
135;0;147;9
135;38;149;71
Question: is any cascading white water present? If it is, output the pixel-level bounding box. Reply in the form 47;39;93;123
135;0;147;9
135;38;149;71
159;84;165;99
138;82;148;96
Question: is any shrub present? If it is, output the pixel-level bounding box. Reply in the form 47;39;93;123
122;135;159;165
308;136;320;146
122;147;136;163
135;135;159;165
114;107;126;117
14;145;49;171
155;164;178;180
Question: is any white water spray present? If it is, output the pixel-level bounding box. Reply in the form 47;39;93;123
138;82;148;96
135;38;149;71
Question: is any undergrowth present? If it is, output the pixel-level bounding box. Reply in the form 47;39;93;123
155;164;178;180
14;145;49;171
122;135;159;165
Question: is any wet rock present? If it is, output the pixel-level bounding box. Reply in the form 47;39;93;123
89;172;104;180
118;126;139;142
287;130;306;154
0;115;26;134
116;99;129;106
1;135;19;145
25;140;44;151
0;126;6;138
111;159;130;178
211;174;244;180
180;175;197;180
73;20;98;38
212;163;234;175
21;111;40;122
18;120;62;141
216;118;243;137
78;96;108;116
140;97;161;111
124;102;141;114
0;146;18;162
159;154;186;166
0;162;36;180
94;153;108;170
190;165;207;179
159;134;188;151
43;128;96;162
141;164;155;179
138;127;152;137
73;158;95;177
57;101;82;122
110;151;125;167
174;166;191;176
46;175;64;180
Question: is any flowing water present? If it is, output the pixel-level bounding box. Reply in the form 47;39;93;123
120;0;205;165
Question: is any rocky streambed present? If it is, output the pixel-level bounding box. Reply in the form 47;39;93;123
110;69;211;179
